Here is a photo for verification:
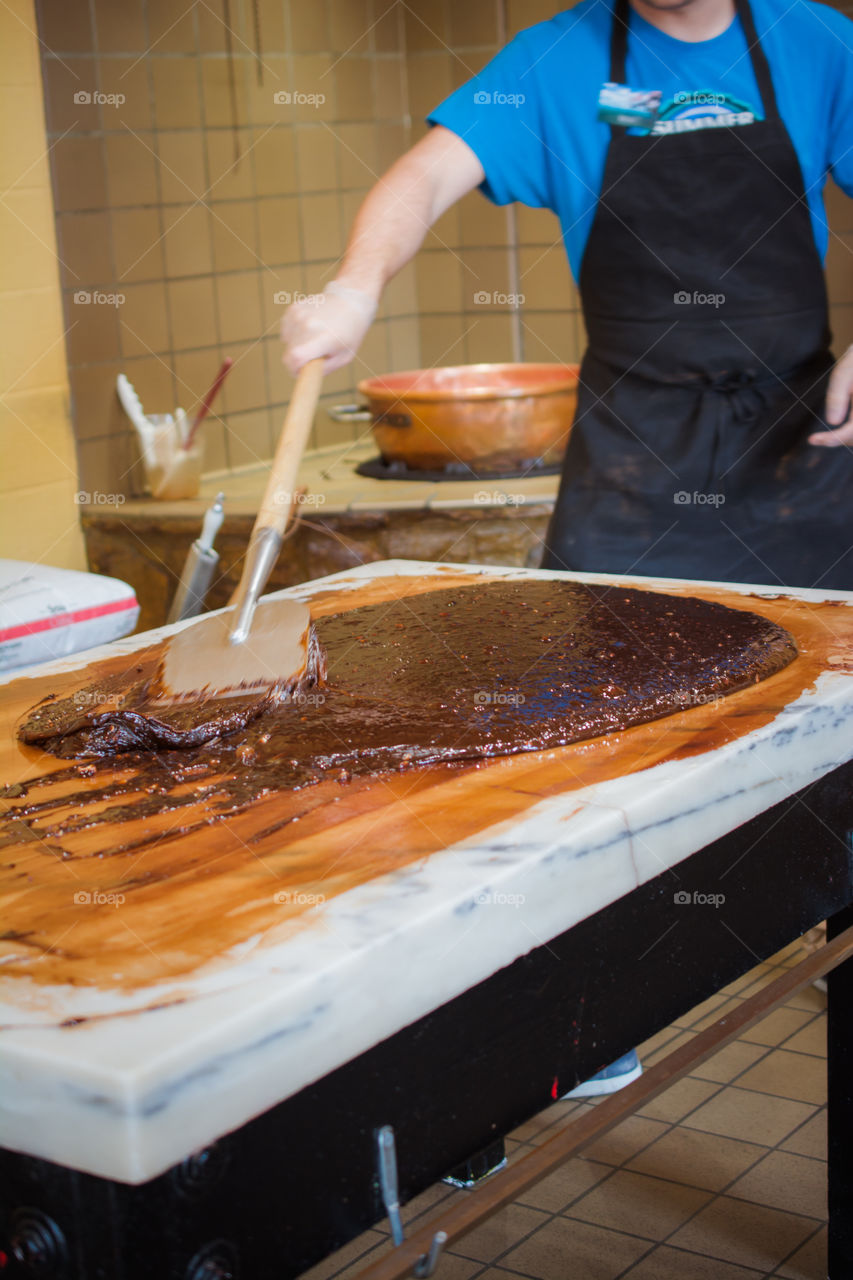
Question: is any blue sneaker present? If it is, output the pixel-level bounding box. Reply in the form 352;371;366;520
563;1049;642;1099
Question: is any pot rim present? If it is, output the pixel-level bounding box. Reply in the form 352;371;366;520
357;362;579;405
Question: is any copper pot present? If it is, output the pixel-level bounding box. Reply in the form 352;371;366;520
329;363;579;474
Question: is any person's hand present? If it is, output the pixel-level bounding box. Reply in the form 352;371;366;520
281;281;378;375
811;345;853;446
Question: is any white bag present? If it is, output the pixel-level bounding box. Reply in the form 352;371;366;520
0;560;140;673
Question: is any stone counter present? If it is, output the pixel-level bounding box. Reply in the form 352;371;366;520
81;444;558;630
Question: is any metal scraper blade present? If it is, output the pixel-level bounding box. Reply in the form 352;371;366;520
155;596;314;704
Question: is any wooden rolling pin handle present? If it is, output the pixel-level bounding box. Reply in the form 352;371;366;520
257;357;325;536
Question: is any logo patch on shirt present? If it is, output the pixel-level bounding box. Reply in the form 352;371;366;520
598;84;759;134
652;90;759;134
597;82;662;127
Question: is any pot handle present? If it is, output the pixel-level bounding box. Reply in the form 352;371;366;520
327;402;373;423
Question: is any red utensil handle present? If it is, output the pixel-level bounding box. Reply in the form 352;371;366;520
184;357;233;450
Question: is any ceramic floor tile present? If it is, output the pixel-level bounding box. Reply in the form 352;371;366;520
514;1157;612;1213
780;1109;826;1160
774;1225;827;1280
336;1249;479;1280
620;1242;765;1279
509;1100;580;1144
733;1049;825;1105
626;1126;766;1192
667;1196;817;1272
781;1015;826;1058
768;941;808;967
784;986;826;1014
638;1028;695;1066
727;1149;827;1220
690;996;750;1032
563;1168;712;1241
399;1179;459;1225
581;1114;669;1167
636;1023;693;1061
635;1075;721;1124
720;962;775;996
739;1006;816;1047
689;1039;769;1084
501;1214;650;1280
682;1086;818;1146
673;990;732;1028
453;1204;550;1264
403;1256;483;1280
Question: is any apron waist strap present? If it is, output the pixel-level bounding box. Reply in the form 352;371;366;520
584;346;832;396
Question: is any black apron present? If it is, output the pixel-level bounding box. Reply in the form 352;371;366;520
542;0;853;591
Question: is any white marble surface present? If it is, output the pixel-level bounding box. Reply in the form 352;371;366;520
1;560;852;1183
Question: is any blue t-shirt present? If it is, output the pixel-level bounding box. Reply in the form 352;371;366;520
428;0;853;280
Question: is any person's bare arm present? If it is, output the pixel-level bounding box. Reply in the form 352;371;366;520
282;126;485;373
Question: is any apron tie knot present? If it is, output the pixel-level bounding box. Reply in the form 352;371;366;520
703;369;767;423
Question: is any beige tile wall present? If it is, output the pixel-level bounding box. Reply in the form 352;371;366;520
34;0;853;495
0;0;86;569
37;0;418;493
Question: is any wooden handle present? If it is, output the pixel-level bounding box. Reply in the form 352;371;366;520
255;357;325;536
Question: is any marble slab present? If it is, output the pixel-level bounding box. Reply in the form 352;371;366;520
1;560;852;1183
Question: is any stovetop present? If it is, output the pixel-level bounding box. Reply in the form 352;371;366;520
355;455;563;482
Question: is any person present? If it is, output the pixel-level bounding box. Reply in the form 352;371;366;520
282;0;853;1092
